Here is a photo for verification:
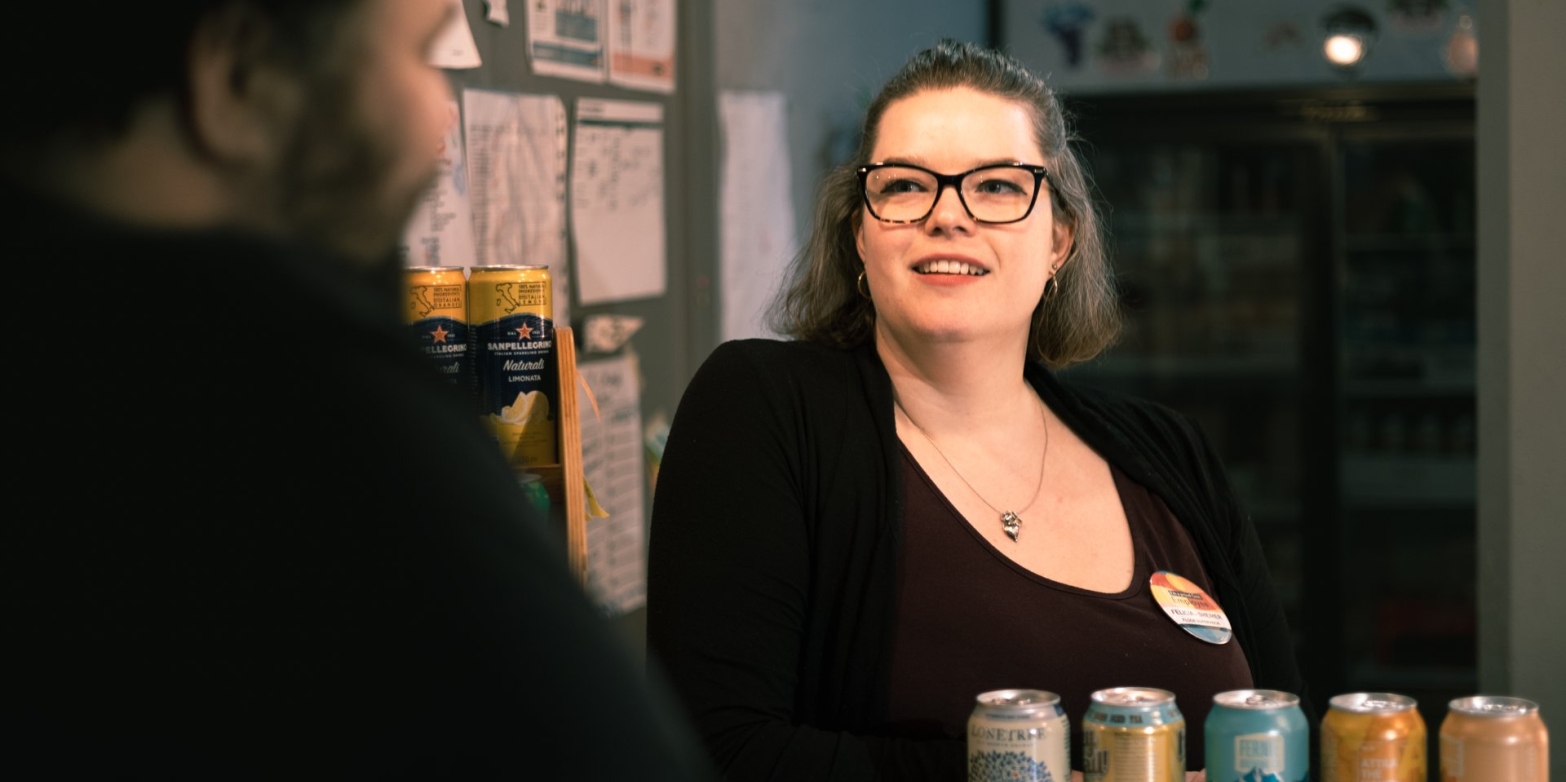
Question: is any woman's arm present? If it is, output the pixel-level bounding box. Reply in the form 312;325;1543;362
646;342;962;781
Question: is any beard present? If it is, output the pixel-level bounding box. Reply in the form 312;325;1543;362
270;74;437;265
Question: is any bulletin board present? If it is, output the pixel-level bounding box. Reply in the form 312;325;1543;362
412;0;720;623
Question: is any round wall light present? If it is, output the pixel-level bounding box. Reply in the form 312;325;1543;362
1322;5;1379;74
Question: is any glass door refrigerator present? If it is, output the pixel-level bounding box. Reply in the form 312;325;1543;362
1064;85;1475;780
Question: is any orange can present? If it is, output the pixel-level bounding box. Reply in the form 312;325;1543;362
1321;692;1426;782
1440;696;1549;782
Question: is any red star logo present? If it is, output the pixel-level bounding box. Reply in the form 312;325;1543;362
515;324;534;339
430;324;450;344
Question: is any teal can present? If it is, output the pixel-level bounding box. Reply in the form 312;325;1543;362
516;472;552;519
1204;689;1308;782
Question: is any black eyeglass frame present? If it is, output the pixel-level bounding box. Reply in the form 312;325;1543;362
856;162;1052;225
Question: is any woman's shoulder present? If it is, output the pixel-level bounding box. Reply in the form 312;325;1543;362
697;338;862;385
1036;368;1211;455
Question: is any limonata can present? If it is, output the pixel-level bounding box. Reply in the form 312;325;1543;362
468;265;557;465
1206;689;1309;782
403;265;470;395
968;689;1070;782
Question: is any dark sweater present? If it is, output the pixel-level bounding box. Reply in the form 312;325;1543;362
646;338;1311;781
2;184;714;781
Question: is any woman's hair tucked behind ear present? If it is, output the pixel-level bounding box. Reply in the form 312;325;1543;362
768;39;1120;368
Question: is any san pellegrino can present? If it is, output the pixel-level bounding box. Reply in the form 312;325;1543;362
1083;687;1185;782
404;265;470;394
1206;689;1309;782
1440;695;1549;782
468;265;557;465
1322;692;1426;782
968;689;1070;782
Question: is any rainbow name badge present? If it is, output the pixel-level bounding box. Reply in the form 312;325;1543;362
1149;570;1233;645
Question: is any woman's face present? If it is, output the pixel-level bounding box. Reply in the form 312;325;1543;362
855;87;1071;356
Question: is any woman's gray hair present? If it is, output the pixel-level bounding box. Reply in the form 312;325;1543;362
767;39;1120;368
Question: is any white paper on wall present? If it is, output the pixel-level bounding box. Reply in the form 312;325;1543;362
607;0;677;94
578;353;647;615
461;89;572;328
527;0;608;83
570;98;666;306
400;99;478;269
719;91;796;341
429;0;482;69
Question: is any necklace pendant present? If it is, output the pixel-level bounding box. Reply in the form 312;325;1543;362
1001;511;1022;542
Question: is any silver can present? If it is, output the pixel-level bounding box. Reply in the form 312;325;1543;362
968;689;1070;782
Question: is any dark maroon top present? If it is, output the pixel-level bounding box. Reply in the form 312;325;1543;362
885;445;1253;772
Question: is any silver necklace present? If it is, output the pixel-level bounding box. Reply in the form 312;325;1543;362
895;393;1050;543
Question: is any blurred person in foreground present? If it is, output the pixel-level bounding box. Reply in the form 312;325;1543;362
0;1;712;778
646;40;1311;781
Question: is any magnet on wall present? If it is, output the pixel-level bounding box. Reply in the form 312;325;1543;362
1096;16;1159;76
1165;0;1209;81
1041;3;1096;69
1443;10;1478;77
1386;0;1448;35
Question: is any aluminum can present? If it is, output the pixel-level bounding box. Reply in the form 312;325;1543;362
1083;687;1185;782
404;266;470;394
516;471;553;519
967;689;1070;782
468;265;557;465
1206;689;1309;782
1440;695;1549;782
1321;692;1426;782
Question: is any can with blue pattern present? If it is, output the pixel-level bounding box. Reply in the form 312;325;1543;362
968;689;1070;782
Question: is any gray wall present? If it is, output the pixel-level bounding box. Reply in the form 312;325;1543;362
1478;0;1566;775
714;0;989;258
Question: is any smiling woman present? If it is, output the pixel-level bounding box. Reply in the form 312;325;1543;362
647;39;1311;781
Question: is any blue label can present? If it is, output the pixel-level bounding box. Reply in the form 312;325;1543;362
1205;689;1308;782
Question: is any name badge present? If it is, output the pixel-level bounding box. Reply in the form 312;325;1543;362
1150;570;1232;644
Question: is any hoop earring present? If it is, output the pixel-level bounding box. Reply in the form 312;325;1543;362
857;271;872;300
1044;263;1062;301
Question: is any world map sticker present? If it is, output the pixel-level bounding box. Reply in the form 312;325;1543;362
1149;570;1232;645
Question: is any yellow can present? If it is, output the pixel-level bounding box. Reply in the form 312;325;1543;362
1083;687;1185;782
404;266;470;394
1322;692;1427;782
468;265;556;465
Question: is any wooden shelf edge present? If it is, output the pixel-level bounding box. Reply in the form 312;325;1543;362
512;326;588;588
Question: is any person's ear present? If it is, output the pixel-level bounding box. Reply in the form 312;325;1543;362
853;211;868;264
185;6;302;168
1050;216;1074;272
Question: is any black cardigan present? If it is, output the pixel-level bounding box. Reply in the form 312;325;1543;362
646;338;1311;781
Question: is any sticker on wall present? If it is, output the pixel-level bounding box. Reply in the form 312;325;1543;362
1165;0;1209;81
1096;16;1159;76
1386;0;1448;35
1442;9;1477;77
1041;3;1096;70
1263;21;1304;51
